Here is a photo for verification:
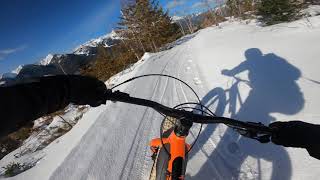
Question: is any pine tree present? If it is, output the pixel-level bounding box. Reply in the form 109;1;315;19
226;0;242;17
81;44;137;81
118;0;179;53
257;0;302;25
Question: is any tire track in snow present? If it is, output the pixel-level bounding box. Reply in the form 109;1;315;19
182;44;243;179
172;43;224;179
118;46;188;180
177;42;248;179
124;71;171;179
128;45;190;179
176;40;258;180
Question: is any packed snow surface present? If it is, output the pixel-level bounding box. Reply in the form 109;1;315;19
2;16;320;180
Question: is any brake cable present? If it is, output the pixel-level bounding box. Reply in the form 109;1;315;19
109;74;272;156
110;74;205;155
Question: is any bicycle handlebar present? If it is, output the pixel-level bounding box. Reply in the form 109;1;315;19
106;90;272;142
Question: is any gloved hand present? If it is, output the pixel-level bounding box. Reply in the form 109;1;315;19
269;121;319;148
68;75;108;107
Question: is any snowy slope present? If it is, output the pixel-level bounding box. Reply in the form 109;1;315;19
2;15;320;180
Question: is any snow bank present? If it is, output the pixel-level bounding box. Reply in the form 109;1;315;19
302;5;320;17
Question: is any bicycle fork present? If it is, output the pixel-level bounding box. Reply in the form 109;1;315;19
150;130;191;180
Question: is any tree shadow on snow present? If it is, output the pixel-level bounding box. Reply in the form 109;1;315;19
189;48;304;180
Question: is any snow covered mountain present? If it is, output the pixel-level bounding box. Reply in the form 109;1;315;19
171;15;184;22
172;13;204;27
73;30;121;55
0;31;121;86
39;54;54;66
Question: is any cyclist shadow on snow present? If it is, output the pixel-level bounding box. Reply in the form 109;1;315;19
189;48;304;180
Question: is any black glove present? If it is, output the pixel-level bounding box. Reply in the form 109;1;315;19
270;121;320;160
67;75;107;107
270;121;319;148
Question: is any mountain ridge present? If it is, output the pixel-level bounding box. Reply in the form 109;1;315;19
0;31;121;85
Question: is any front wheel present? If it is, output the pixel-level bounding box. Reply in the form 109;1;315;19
149;117;188;180
149;144;188;180
149;144;170;180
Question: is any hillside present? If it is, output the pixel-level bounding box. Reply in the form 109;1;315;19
1;13;319;179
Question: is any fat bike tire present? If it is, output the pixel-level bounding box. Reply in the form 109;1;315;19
149;145;171;180
149;148;159;180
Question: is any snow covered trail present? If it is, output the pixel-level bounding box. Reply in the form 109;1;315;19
6;16;320;180
49;39;204;180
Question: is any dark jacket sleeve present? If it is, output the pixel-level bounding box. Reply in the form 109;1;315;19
305;124;320;160
306;125;320;160
0;75;72;137
307;145;320;160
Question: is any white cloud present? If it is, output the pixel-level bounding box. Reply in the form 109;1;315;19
166;0;186;9
192;2;206;9
192;0;219;9
0;45;26;60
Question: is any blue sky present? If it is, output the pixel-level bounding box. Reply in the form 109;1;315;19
0;0;216;74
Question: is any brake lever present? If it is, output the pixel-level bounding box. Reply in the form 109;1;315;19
232;122;271;143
